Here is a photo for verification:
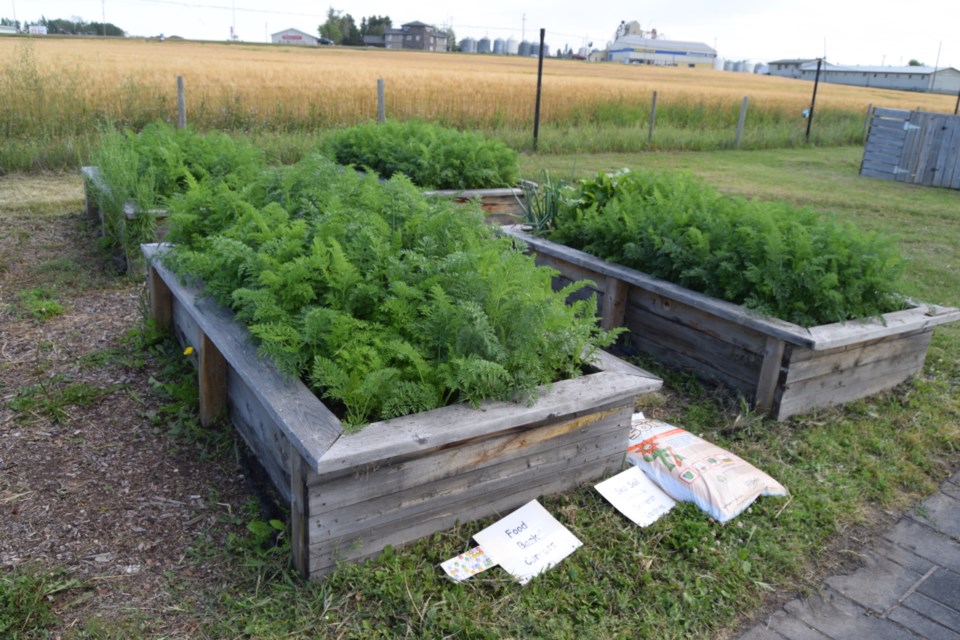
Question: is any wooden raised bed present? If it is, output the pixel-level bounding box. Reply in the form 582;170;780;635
423;183;530;225
80;166;169;234
142;243;662;579
502;225;960;421
83;166;528;230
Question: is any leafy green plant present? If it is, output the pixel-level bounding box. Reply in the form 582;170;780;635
90;120;265;270
0;566;83;639
164;155;615;428
12;287;64;320
324;120;520;189
545;169;906;327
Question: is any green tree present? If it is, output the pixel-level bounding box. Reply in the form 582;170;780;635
319;7;360;46
446;27;457;52
908;59;925;66
360;15;391;37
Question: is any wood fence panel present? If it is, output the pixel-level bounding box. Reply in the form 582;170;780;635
861;108;960;190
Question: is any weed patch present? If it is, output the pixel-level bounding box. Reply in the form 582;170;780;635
12;287;65;321
0;566;84;639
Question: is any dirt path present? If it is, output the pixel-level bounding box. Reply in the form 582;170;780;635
0;173;255;636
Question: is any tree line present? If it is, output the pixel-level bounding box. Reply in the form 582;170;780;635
1;16;124;36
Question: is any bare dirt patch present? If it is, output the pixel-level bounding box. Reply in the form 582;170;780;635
1;174;255;636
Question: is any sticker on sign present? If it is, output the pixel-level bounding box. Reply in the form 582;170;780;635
472;500;581;585
440;545;496;582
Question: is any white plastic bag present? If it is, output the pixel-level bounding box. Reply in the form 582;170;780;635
626;414;787;523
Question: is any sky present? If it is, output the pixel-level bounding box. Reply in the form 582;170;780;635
11;0;959;68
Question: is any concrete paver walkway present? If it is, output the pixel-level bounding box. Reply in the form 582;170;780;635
739;471;960;640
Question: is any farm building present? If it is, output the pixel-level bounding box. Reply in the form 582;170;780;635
271;28;324;46
769;59;960;94
383;21;447;52
607;34;717;68
0;25;17;35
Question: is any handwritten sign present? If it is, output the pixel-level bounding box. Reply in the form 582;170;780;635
594;465;676;527
440;545;496;582
473;500;581;585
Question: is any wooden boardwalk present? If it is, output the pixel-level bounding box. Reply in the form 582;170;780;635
739;469;960;640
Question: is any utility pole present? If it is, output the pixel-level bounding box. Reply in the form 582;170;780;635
101;0;106;36
521;13;525;42
806;58;823;144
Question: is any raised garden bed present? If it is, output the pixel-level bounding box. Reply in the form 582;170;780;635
142;243;662;579
83;166;528;238
423;184;530;225
502;225;960;420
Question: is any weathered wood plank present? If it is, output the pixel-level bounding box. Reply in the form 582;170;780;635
308;451;623;577
620;303;763;388
937;122;960;189
142;244;344;471
309;407;629;540
313;370;656;476
873;107;912;119
626;287;770;355
148;264;173;330
289;450;310;578
625;330;758;396
600;276;628;330
309;403;628;514
503;226;817;348
225;369;294;502
198;332;227;427
754;337;786;414
864;139;905;156
804;303;960;350
862;150;902;167
776;351;927;419
860;167;897;180
783;330;931;384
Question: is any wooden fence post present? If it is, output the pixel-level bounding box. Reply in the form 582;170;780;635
376;78;385;123
862;103;874;137
177;75;186;128
735;96;748;149
648;91;658;142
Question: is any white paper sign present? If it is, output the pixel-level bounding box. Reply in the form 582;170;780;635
595;465;677;527
440;545;496;582
473;500;582;585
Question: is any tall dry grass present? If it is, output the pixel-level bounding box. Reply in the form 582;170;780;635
1;36;957;170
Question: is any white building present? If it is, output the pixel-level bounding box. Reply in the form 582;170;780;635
0;25;17;35
607;35;717;68
770;59;960;94
271;28;322;46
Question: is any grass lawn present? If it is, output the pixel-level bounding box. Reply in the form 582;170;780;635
4;147;959;639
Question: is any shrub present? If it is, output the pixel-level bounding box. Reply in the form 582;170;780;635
544;169;906;327
164;155;614;428
323;120;520;190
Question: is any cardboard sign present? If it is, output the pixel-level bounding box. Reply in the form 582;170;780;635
473;500;581;585
595;465;676;527
440;545;496;582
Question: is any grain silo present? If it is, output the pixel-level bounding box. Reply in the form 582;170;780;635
460;37;477;53
477;37;491;53
518;40;532;56
506;37;519;55
723;60;734;71
754;62;770;74
493;38;505;55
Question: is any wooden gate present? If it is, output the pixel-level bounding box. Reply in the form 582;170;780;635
860;107;960;189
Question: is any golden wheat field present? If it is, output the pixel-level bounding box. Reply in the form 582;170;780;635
3;35;957;131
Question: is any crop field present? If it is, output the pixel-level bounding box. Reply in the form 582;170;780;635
2;35;959;171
